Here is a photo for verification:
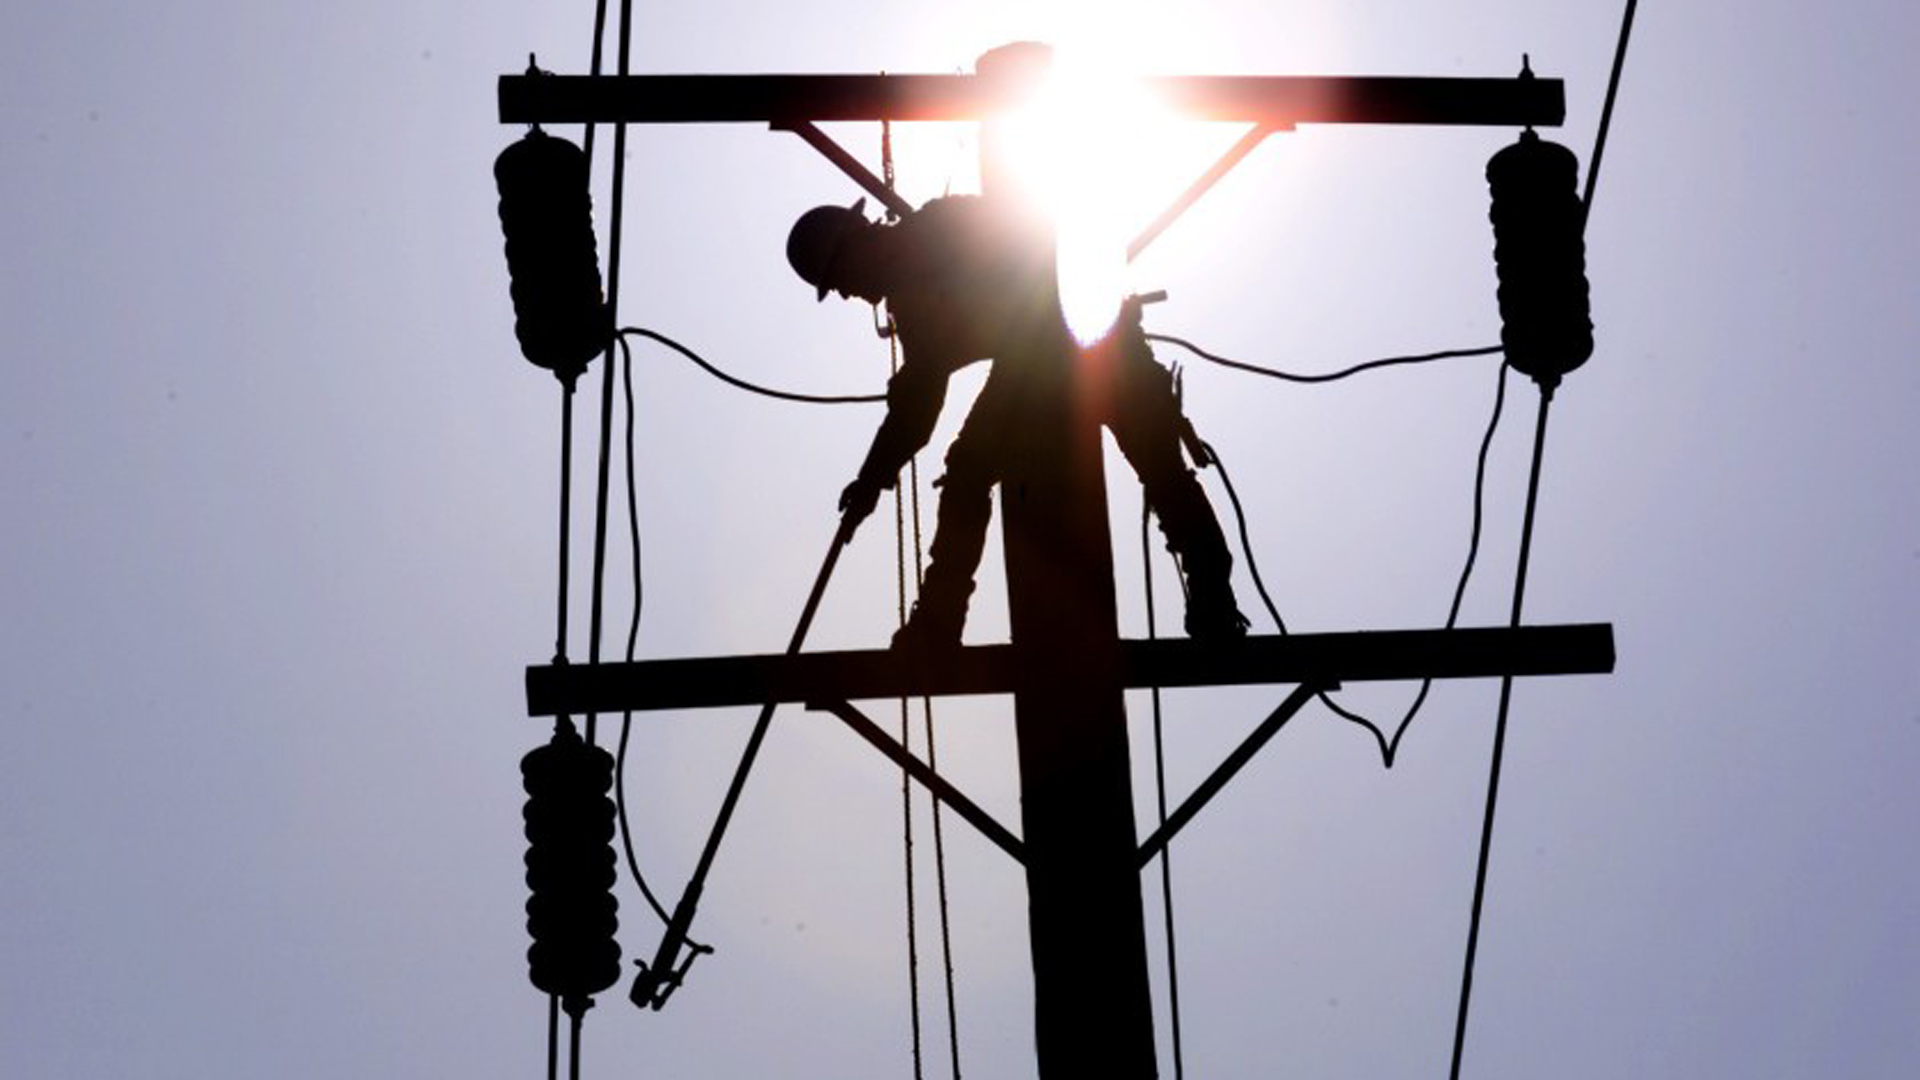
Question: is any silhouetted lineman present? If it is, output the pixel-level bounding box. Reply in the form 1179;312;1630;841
787;194;1248;649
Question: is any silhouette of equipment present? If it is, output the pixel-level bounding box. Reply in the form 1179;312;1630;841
495;129;612;388
628;510;861;1010
521;721;622;1016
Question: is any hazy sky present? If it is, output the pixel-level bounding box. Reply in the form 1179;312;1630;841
4;2;1917;1077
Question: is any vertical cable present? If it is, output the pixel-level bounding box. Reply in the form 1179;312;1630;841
1142;507;1185;1080
556;386;575;664
539;11;610;1077
568;1007;584;1080
1447;381;1554;1080
582;0;635;748
579;0;609;162
546;993;559;1080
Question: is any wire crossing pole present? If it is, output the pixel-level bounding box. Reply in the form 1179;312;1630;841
977;45;1158;1080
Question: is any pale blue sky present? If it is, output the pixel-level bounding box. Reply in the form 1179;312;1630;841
3;2;1917;1077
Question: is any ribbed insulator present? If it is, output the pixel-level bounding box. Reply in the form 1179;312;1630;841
495;130;611;385
1487;131;1593;387
521;723;621;1002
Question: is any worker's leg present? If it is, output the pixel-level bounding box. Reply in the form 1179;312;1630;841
893;387;1009;649
1108;340;1248;640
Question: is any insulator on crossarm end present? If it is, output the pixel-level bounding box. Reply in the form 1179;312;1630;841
495;130;612;388
1487;130;1594;392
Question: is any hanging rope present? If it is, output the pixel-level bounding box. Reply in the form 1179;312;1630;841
880;117;961;1077
917;455;963;1080
886;131;928;1068
894;490;926;1078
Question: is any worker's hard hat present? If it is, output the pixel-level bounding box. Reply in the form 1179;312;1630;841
786;198;869;301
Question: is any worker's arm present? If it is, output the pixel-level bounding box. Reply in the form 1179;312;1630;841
838;357;950;527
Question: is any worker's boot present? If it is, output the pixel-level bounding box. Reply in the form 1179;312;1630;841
1183;567;1249;642
1145;467;1249;641
891;578;972;653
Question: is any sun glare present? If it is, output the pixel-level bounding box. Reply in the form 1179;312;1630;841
991;42;1215;345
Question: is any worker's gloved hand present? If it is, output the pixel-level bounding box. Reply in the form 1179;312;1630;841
838;476;883;532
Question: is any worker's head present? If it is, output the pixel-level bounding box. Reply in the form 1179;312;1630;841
787;199;885;303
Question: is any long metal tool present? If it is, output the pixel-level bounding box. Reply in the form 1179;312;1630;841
630;513;859;1009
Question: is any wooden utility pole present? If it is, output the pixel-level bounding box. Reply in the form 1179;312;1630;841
973;40;1158;1078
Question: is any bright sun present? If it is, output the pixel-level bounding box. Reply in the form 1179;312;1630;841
991;44;1219;345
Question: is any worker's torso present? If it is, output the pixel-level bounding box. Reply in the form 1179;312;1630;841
885;197;1066;375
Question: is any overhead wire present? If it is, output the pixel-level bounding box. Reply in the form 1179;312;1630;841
1175;341;1508;767
613;315;1511;771
1450;6;1639;1077
1151;334;1502;383
1310;361;1507;766
620;327;885;405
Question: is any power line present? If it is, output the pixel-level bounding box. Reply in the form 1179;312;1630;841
1582;0;1641;219
620;327;885;405
1189;353;1509;767
1451;6;1640;1075
1151;334;1501;383
580;0;637;751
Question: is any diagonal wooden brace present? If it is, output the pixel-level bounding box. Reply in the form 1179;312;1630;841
810;697;1026;864
1136;680;1329;868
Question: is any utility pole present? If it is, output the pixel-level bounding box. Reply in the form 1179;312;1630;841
973;41;1158;1078
504;54;1613;1080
